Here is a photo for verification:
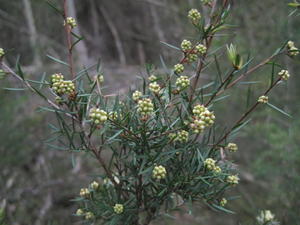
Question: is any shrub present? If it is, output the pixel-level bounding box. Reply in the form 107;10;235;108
0;1;297;224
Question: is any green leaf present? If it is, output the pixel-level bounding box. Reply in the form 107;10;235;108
267;103;292;118
3;87;26;91
288;3;300;7
160;41;181;51
211;204;235;214
46;55;69;67
45;0;63;15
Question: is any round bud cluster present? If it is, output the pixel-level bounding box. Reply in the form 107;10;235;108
188;9;201;23
227;143;238;152
85;212;94;220
89;108;108;124
193;104;206;116
199;109;215;127
51;73;64;84
204;158;216;170
90;181;100;190
213;166;222;174
174;64;184;74
132;90;142;101
176;76;190;90
258;95;268;104
149;82;161;94
113;204;124;214
196;44;207;54
226;175;239;185
152;165;167;180
287;41;299;56
190;119;206;133
187;53;198;63
64;17;77;28
0;48;5;57
52;80;75;95
176;130;189;143
76;208;85;216
149;75;157;82
181;40;192;52
192;105;215;129
94;74;104;83
257;210;275;224
220;198;227;207
79;188;90;198
137;98;154;116
278;70;290;81
168;133;177;140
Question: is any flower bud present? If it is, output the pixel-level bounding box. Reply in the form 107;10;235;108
152;165;167;180
0;48;5;57
64;17;77;29
188;9;201;23
258;95;268;104
113;204;124;214
174;64;184;74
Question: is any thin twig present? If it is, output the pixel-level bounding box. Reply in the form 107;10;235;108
63;0;75;79
213;77;282;148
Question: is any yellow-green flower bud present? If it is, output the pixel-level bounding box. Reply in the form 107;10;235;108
176;130;189;143
287;41;299;56
0;48;5;57
85;212;94;220
188;9;201;23
196;44;207;54
220;198;227;207
199;110;215;127
149;81;161;94
258;95;268;104
137;98;154;116
76;209;84;216
51;73;64;84
190;119;206;133
227;175;239;185
113;204;124;214
181;40;192;52
176;76;190;90
149;75;157;82
278;70;290;81
89;108;108;124
193;104;206;116
213;166;222;174
90;181;100;190
168;133;177;140
227;143;238;152
174;64;184;74
64;17;77;29
257;210;275;224
187;53;198;63
97;75;104;83
132;90;142;101
79;188;90;198
204;158;216;170
52;80;75;95
152;165;167;180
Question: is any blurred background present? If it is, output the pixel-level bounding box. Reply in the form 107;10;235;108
1;0;300;224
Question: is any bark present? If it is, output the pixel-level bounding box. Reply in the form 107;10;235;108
22;0;41;67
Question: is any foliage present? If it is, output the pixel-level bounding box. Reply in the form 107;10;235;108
0;1;298;225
